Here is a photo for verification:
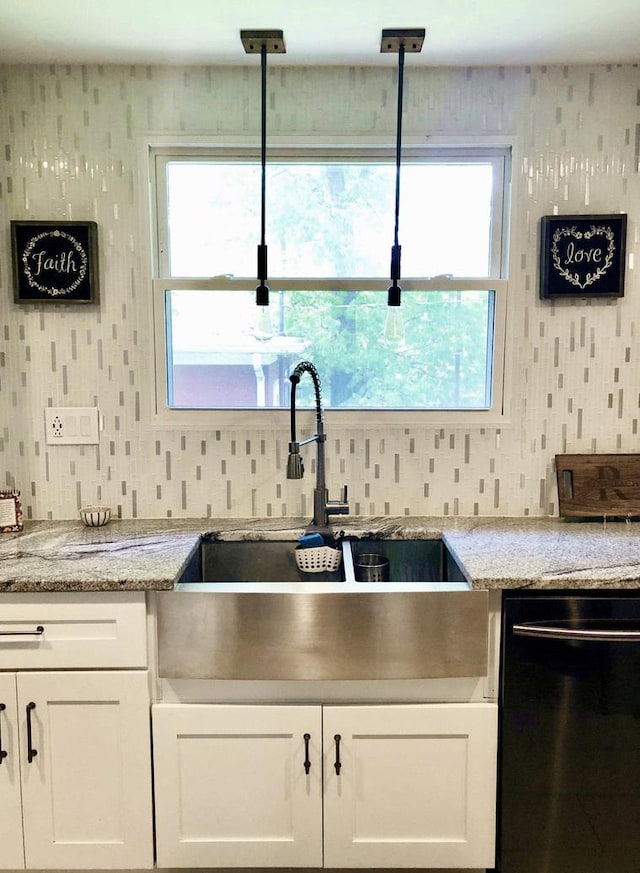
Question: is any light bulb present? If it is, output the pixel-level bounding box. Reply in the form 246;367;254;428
255;305;273;338
384;306;405;343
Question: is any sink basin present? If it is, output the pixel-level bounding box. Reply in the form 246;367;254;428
349;538;468;584
175;536;466;586
178;538;344;584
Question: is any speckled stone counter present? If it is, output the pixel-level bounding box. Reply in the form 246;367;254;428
1;515;640;592
0;519;204;592
441;517;640;589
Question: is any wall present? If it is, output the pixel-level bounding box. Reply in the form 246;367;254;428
0;63;639;520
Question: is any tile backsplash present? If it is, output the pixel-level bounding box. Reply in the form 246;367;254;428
0;63;639;519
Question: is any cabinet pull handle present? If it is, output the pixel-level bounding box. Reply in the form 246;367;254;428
334;734;342;775
26;702;37;763
0;625;44;636
0;703;7;764
303;733;311;774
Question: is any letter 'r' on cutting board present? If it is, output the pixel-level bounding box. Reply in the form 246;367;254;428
555;453;640;517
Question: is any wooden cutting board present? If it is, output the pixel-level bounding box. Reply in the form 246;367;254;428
556;453;640;517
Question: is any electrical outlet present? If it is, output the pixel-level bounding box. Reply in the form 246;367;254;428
45;407;100;445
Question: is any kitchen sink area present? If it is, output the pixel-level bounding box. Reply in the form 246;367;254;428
156;533;487;682
151;526;498;871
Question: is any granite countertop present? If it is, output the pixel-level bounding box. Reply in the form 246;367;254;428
1;515;640;593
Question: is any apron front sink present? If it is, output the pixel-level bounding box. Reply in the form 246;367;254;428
158;534;485;682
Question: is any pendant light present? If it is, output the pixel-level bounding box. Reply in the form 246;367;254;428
241;29;286;307
380;28;425;309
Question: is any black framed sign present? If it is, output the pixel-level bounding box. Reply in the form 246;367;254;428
539;214;626;300
11;220;99;303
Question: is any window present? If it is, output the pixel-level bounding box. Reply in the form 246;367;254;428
151;145;510;422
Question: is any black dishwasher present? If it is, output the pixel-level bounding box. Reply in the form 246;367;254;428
498;591;640;873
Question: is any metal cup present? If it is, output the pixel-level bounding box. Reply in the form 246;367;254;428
354;553;390;583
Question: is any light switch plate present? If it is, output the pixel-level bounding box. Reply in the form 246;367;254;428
44;407;100;445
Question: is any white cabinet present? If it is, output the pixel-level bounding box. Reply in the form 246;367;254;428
0;593;153;870
153;702;497;869
153;704;323;868
0;670;154;869
0;592;147;670
323;704;497;869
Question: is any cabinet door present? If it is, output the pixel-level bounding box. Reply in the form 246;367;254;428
153;704;323;867
323;703;497;869
0;673;25;870
17;670;153;869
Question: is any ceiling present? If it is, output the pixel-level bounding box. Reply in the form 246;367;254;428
1;0;639;67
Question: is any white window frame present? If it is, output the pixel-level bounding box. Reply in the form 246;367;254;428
148;138;512;430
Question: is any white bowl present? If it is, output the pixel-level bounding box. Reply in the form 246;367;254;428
80;506;111;527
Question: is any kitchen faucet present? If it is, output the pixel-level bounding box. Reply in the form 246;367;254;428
286;361;349;529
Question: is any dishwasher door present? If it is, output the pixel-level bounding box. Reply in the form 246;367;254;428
498;592;640;873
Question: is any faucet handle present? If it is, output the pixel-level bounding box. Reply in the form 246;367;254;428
327;484;349;518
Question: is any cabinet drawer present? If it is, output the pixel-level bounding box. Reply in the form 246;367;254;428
0;592;147;669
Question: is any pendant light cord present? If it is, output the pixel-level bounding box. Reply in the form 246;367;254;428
393;43;405;253
260;43;267;250
388;42;405;305
241;29;285;306
256;42;269;304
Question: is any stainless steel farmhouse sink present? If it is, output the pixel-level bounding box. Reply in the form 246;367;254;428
156;535;487;682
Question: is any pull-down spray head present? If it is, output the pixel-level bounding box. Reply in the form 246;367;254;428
286;444;304;479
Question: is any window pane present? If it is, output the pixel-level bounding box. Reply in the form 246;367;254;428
165;161;495;279
165;289;494;410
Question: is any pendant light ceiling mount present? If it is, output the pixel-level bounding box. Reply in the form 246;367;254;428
240;30;286;54
381;28;425;308
380;28;425;54
241;29;286;307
